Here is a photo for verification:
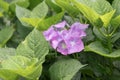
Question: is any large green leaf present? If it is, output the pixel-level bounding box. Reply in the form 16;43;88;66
100;10;115;27
0;27;15;47
72;0;102;27
0;48;15;62
112;0;120;16
85;41;120;58
77;0;113;15
49;57;86;80
31;1;48;18
55;0;79;17
16;1;48;27
0;28;49;79
37;11;64;30
1;56;42;79
16;28;49;63
9;0;29;12
0;48;17;80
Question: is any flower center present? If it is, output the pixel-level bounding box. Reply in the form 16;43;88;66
71;41;75;46
61;43;66;49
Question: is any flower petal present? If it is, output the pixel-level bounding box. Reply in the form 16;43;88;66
50;35;62;49
69;22;88;38
70;22;89;31
67;38;84;54
43;27;56;41
54;21;67;29
57;40;68;55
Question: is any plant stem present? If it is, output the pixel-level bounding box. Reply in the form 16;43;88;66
83;73;87;80
106;26;113;53
107;36;112;53
55;49;58;58
75;53;79;59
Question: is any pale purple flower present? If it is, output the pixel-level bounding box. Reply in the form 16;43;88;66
43;21;67;48
43;21;89;55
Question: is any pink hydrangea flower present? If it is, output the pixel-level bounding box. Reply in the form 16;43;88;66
43;21;89;55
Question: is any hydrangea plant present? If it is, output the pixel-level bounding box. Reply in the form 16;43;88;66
43;21;88;55
1;0;120;80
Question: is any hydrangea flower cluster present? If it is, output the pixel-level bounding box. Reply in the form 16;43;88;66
43;21;89;55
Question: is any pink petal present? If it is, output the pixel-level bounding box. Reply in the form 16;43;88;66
71;22;89;31
57;41;68;55
54;21;67;29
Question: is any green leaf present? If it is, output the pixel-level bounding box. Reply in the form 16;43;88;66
9;0;29;12
85;41;109;55
37;11;64;30
77;0;113;15
110;50;120;58
0;27;15;47
16;5;31;18
72;0;102;27
111;32;120;43
16;1;48;27
49;57;86;80
0;0;9;11
20;18;42;27
112;0;120;16
46;0;62;13
16;5;31;26
111;15;120;27
1;56;42;79
16;5;38;27
55;0;79;16
110;75;120;80
16;28;49;63
15;20;32;38
0;48;17;80
93;27;107;42
0;12;3;17
73;0;113;27
85;41;120;58
0;48;15;62
0;69;18;80
100;10;115;27
29;0;43;10
83;28;95;43
31;1;48;18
